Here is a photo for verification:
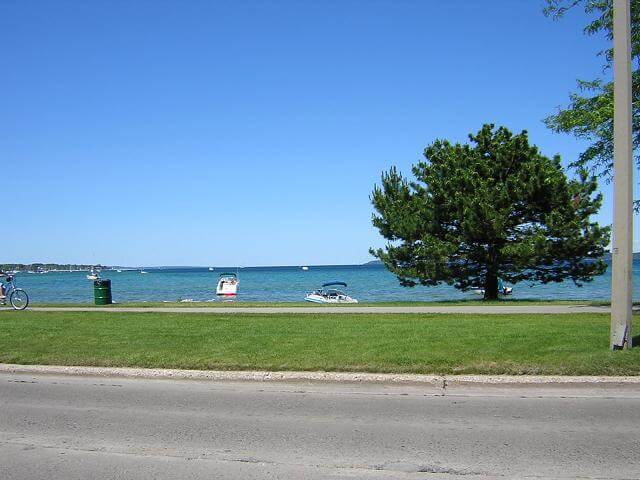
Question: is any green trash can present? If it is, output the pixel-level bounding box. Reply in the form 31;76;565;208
93;279;112;305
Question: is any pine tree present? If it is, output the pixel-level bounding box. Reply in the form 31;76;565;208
370;124;610;300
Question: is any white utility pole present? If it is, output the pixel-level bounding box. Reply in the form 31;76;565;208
611;0;634;349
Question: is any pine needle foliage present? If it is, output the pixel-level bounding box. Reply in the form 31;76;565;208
370;125;610;300
543;0;640;208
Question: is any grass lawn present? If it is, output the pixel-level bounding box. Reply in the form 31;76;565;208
0;310;637;375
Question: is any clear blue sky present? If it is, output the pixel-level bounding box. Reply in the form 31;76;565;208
3;0;637;266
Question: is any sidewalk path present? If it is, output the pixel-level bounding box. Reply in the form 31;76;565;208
24;305;611;314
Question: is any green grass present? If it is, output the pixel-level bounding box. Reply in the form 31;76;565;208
31;299;612;308
0;310;638;375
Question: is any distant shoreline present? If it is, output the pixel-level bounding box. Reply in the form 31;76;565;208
5;253;639;274
3;262;386;273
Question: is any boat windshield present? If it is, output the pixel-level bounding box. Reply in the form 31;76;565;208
310;288;347;297
325;289;346;297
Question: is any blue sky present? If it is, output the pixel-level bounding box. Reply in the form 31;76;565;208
3;0;637;266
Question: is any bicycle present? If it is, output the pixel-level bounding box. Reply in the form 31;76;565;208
1;275;29;310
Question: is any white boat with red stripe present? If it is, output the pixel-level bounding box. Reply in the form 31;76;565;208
216;272;239;296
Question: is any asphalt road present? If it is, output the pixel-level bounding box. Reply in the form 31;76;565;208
1;373;639;479
25;305;611;314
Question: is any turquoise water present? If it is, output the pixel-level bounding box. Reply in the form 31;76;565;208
11;259;640;304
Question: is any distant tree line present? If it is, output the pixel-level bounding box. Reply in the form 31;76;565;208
1;263;103;272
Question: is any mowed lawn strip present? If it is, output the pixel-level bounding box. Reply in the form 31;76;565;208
0;311;638;375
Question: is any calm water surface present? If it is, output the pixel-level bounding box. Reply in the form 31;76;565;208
13;259;640;304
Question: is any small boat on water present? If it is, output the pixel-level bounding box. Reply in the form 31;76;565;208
208;267;214;271
305;282;358;304
86;268;100;281
216;272;239;296
472;279;513;296
301;266;309;271
140;270;148;274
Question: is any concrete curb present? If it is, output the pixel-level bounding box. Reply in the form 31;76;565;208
0;364;443;386
2;363;639;387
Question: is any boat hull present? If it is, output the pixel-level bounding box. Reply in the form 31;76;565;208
216;279;239;296
472;287;513;296
304;294;358;304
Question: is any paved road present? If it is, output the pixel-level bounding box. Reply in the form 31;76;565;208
25;305;611;314
1;373;638;479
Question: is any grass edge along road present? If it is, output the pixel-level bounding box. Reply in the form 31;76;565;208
1;311;638;376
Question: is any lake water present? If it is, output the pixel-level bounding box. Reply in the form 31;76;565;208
11;258;640;304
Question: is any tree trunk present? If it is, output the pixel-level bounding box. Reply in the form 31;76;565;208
484;271;499;300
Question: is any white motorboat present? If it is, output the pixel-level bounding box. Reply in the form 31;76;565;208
86;268;100;281
305;282;358;304
208;267;214;271
301;266;309;271
216;272;239;296
472;279;513;296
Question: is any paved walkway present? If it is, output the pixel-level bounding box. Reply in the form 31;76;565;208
23;305;611;314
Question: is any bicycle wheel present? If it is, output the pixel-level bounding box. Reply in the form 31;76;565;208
10;289;29;310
